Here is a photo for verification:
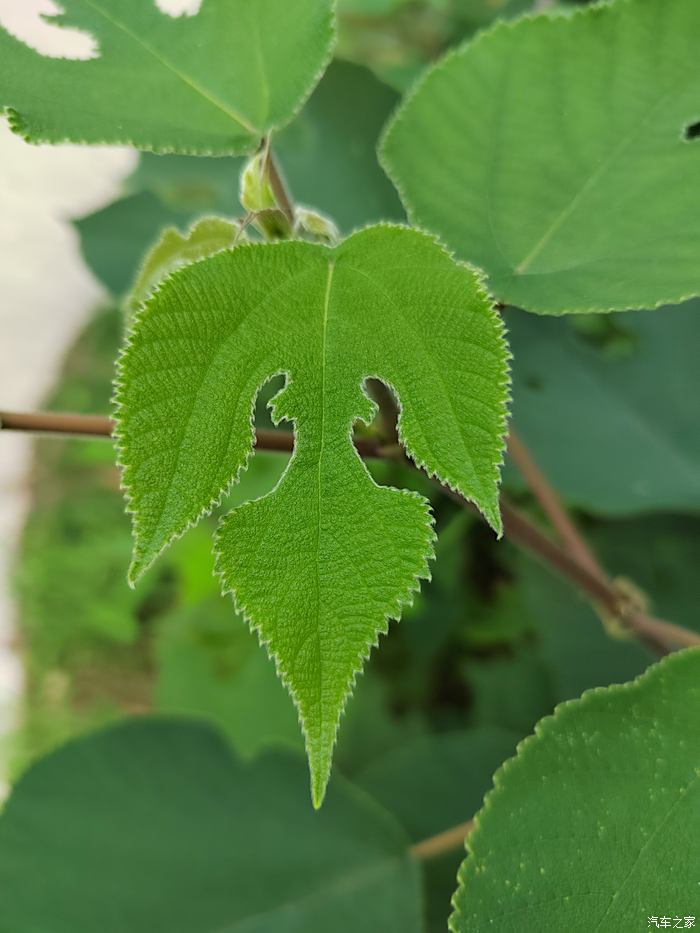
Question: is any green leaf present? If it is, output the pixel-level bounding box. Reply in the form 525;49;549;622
275;59;404;231
75;60;403;296
515;551;656;702
382;0;700;314
0;719;422;933
155;598;303;757
464;648;555;735
115;224;510;804
450;648;700;931
1;0;335;155
357;726;519;843
357;728;520;933
591;515;700;635
131;151;244;214
129;216;242;311
74;191;184;297
505;300;700;513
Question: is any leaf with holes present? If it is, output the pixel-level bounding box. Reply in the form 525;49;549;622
115;224;509;804
0;0;335;155
382;0;700;314
450;648;700;931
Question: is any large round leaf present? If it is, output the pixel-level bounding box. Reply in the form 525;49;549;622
382;0;700;314
451;649;700;931
0;719;422;933
1;0;335;155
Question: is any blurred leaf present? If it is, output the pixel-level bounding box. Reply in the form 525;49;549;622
74;192;184;296
1;0;335;155
76;61;403;295
276;59;404;230
382;0;700;313
339;0;407;13
450;0;533;30
155;599;302;758
18;490;138;645
591;515;700;633
357;727;520;933
356;726;518;842
131;151;243;213
505;301;700;514
334;672;428;777
465;648;555;735
451;649;700;931
516;554;655;702
0;719;422;933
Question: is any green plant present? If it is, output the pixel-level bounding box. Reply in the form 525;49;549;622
1;0;699;930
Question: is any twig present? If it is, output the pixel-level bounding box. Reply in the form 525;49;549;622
2;409;699;652
0;410;380;459
504;431;693;654
507;430;605;582
262;138;295;225
0;410;114;437
439;483;700;653
410;819;474;861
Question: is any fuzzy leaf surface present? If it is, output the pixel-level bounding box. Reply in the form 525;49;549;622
115;224;509;803
451;649;700;931
0;719;422;932
129;216;241;312
382;0;700;314
0;0;334;155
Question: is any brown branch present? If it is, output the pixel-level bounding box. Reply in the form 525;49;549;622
2;409;699;652
410;819;475;861
0;410;381;459
439;483;700;653
507;430;604;582
262;141;295;226
0;410;114;437
504;431;700;653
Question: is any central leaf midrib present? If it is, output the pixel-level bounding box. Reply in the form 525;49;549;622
311;259;336;740
82;0;259;136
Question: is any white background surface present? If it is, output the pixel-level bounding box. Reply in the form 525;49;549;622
0;0;213;791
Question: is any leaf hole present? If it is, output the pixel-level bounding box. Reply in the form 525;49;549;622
156;0;202;16
684;120;700;142
0;0;98;60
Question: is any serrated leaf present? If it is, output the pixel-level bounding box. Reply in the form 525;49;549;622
0;719;422;933
115;224;510;804
129;216;242;311
382;0;700;314
450;649;700;931
505;300;700;513
0;0;335;155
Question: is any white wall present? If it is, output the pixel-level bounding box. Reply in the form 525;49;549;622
0;0;140;794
